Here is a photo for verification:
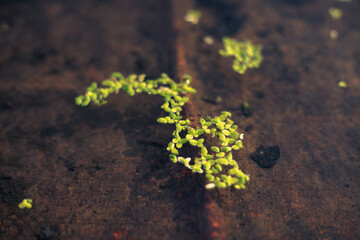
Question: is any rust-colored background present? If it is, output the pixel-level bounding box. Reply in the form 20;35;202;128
1;0;359;239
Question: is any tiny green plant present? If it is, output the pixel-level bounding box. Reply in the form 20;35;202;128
76;73;249;189
329;7;343;20
184;10;201;24
219;37;262;75
338;80;347;88
18;199;32;209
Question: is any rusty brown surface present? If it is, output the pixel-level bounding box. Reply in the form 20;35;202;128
172;1;227;239
1;0;360;239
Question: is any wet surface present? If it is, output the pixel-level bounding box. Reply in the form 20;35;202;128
250;145;280;169
1;0;360;239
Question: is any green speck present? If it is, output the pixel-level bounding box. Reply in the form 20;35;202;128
19;199;32;209
184;10;201;24
338;81;347;88
329;7;343;20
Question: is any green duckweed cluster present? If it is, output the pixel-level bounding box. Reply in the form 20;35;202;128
219;37;262;75
75;73;249;189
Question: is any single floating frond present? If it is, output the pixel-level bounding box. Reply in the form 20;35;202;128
184;10;201;24
338;81;347;88
19;199;32;209
329;7;343;20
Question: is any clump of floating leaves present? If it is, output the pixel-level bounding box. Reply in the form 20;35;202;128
76;73;249;189
184;10;201;24
219;37;262;75
19;199;32;209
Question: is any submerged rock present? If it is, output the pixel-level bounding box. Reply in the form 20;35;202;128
250;145;280;168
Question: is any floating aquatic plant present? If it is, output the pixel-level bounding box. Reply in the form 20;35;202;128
329;7;343;20
184;10;201;24
18;199;32;209
219;37;262;74
338;80;347;88
76;73;249;189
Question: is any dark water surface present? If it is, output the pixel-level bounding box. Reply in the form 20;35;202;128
0;0;359;239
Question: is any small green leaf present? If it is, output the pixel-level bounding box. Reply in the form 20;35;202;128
216;152;225;158
228;168;236;175
171;148;179;155
220;140;228;146
87;82;98;92
100;89;109;98
225;152;233;161
196;129;204;136
230;125;237;131
211;146;220;153
189;139;198;146
165;117;174;124
218;134;226;141
236;141;243;148
216;122;225;130
169;154;177;163
102;80;116;88
211;167;219;175
216;182;226;188
19;199;32;209
216;158;228;165
206;174;215;182
204;162;212;170
157;118;167;124
127;86;135;96
215;164;222;172
75;96;84;105
112;72;124;79
221;147;231;152
179;120;186;125
168;142;175;150
201;147;208;155
81;95;91;106
232;145;240;150
222;130;230;136
231;177;238;184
